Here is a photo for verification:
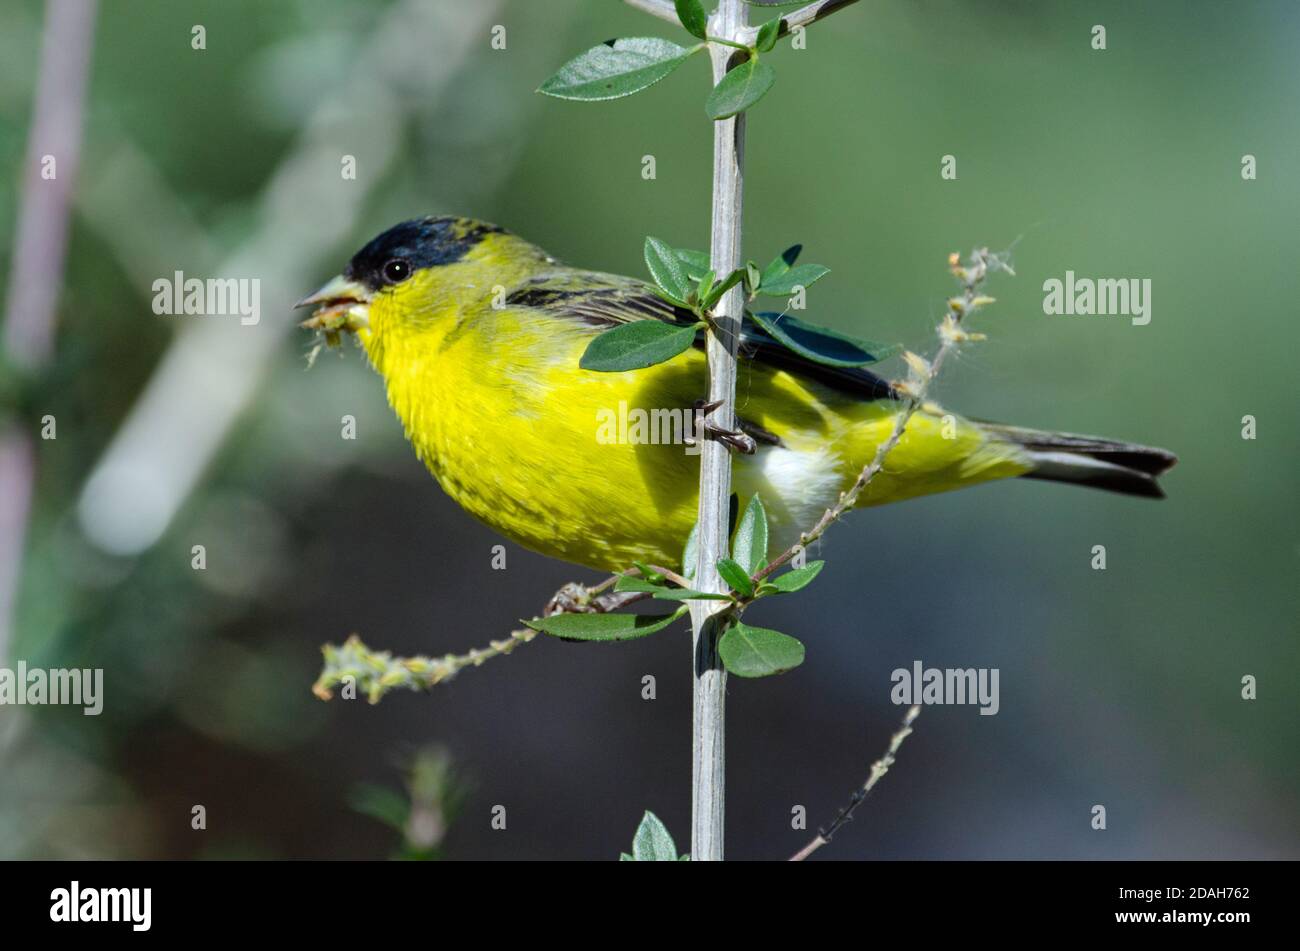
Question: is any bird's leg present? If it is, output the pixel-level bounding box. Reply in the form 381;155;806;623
543;582;596;616
588;589;649;613
543;583;647;616
691;397;757;455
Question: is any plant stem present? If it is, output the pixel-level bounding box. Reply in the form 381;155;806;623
688;0;748;863
737;0;862;45
0;0;99;660
788;704;921;861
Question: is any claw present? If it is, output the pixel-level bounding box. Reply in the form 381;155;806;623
543;582;596;617
703;419;757;455
690;397;756;454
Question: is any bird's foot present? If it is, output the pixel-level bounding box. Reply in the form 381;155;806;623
543;583;646;617
543;582;597;617
690;398;757;455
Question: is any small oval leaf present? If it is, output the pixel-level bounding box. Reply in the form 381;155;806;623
645;236;694;303
757;263;830;296
614;576;730;601
580;320;700;372
749;311;900;367
755;16;782;52
760;244;802;286
674;248;712;279
631;810;680;861
705;58;776;120
525;609;686;641
539;38;696;102
719;622;806;678
766;560;825;593
674;0;709;40
732;495;769;574
681;521;700;579
715;558;754;598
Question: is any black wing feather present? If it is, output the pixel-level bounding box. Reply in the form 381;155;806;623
506;269;899;403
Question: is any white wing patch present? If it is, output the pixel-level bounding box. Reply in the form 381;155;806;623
737;443;844;552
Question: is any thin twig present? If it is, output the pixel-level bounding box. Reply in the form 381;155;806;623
738;0;861;45
754;248;1010;586
312;573;646;702
643;564;696;590
623;0;681;26
313;629;540;703
789;704;921;861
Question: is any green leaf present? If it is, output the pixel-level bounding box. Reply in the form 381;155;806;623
719;622;805;678
760;244;802;286
765;560;825;593
694;268;716;307
757;263;830;297
613;576;730;601
749;310;900;367
631;810;680;861
619;852;634;861
654;589;732;602
755;16;782;52
525;608;687;641
705;58;777;120
632;561;664;584
538;38;698;102
348;783;409;831
645;236;694;304
732;495;769;574
674;0;708;40
681;521;700;580
579;320;701;372
715;558;754;598
701;268;745;311
674;247;712;279
745;261;762;294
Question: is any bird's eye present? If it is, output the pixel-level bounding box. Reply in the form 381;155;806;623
382;258;411;284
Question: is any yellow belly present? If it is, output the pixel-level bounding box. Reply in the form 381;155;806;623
363;308;1030;573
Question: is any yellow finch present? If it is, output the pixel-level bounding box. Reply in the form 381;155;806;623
298;216;1176;573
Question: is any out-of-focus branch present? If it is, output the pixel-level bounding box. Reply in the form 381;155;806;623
0;0;99;660
623;0;681;26
788;704;920;861
738;0;860;45
0;430;36;661
73;0;504;558
2;0;98;369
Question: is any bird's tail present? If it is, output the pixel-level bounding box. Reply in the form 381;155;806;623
980;422;1178;499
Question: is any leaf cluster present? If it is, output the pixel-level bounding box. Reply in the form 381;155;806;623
526;495;819;678
538;0;788;119
580;236;897;373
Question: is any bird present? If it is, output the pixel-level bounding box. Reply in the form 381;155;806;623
297;216;1176;574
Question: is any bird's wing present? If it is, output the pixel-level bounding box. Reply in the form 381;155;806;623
506;268;899;403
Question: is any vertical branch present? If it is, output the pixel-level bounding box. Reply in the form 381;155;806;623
689;0;748;862
0;0;99;659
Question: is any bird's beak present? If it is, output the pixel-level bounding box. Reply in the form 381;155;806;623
296;274;371;334
295;274;371;310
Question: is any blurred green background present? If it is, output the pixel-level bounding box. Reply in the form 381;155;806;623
0;0;1295;859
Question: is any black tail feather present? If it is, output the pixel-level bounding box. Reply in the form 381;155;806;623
980;423;1177;500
